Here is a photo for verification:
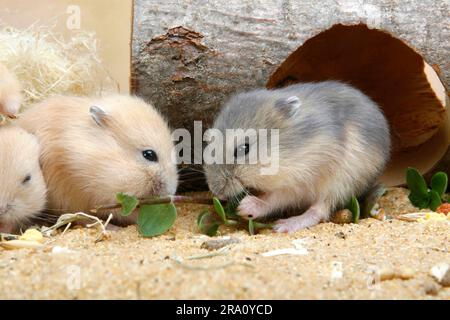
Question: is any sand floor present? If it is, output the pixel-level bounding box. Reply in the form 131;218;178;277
0;189;449;299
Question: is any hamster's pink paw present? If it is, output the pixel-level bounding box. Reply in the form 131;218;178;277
274;216;318;233
238;195;267;220
274;208;323;233
0;95;21;116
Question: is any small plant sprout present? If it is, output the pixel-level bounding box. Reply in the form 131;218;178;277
116;193;177;237
346;196;361;224
197;209;221;237
197;196;273;236
116;193;139;216
406;168;448;211
198;191;383;236
113;193;214;237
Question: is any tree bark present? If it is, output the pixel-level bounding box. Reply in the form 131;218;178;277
132;0;448;126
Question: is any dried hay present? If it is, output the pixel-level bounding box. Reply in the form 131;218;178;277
0;25;118;110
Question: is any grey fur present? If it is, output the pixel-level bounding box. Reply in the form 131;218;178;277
204;80;391;218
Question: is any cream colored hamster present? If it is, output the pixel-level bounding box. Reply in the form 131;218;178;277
0;63;22;116
204;81;390;233
0;125;47;233
18;95;178;224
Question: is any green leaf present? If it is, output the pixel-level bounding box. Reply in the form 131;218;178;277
224;192;246;219
406;167;428;194
406;167;430;208
431;172;448;197
224;202;240;219
116;193;139;216
197;209;209;225
347;196;360;224
253;221;274;229
248;219;255;235
198;211;221;237
409;191;431;209
213;197;227;223
429;190;442;211
137;203;177;237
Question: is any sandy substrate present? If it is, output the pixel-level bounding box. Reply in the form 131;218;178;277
0;189;449;299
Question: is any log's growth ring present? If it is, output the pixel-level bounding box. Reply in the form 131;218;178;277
267;23;449;186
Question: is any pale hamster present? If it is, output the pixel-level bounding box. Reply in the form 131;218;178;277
0;125;47;233
0;63;22;116
18;95;178;224
204;81;390;233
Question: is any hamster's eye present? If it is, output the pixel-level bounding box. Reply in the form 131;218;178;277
142;150;158;162
234;143;250;158
22;175;31;184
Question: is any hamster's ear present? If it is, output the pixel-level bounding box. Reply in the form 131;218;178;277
90;105;108;127
274;96;301;118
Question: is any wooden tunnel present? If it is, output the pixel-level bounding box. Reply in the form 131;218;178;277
267;24;449;186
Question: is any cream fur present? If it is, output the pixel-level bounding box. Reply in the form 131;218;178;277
18;95;178;224
0;125;47;232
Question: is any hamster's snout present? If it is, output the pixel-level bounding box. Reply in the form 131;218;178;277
143;171;177;197
163;176;178;196
205;167;243;200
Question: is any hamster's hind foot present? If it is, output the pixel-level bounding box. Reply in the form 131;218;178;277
274;204;328;233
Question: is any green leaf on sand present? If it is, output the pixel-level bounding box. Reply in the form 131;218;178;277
253;221;274;229
429;190;442;211
406;167;430;208
137;203;177;237
198;211;221;237
116;192;139;216
213;197;227;223
224;192;246;219
197;209;209;225
347;196;360;224
431;172;448;197
248;219;255;235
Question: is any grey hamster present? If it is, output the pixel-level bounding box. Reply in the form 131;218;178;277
204;81;390;233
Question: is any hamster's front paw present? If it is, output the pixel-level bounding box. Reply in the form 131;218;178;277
0;94;21;116
238;195;268;220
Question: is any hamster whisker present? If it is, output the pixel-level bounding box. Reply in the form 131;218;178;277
178;178;207;183
178;172;205;178
36;211;59;217
40;209;65;214
31;216;56;223
179;168;205;174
